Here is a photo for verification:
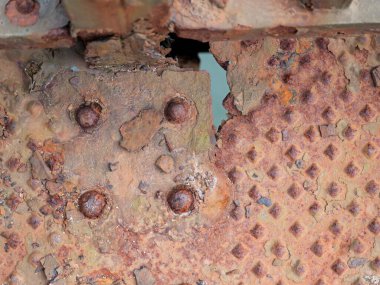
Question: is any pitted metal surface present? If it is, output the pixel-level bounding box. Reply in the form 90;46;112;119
213;35;380;284
0;1;379;285
0;49;232;285
0;34;378;285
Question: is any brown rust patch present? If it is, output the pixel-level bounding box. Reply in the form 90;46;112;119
119;109;162;152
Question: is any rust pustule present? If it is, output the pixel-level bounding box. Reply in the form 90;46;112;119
78;190;107;219
164;97;190;124
5;0;40;27
167;185;195;214
75;102;102;129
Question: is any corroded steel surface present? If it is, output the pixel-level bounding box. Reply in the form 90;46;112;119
213;35;380;284
172;0;380;41
0;0;380;50
63;0;171;39
0;34;379;285
0;1;379;283
0;49;232;285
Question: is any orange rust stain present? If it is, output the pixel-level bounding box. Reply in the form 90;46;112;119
272;80;293;105
279;88;293;105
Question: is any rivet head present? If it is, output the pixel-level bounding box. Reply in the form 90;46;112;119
164;97;190;124
167;185;195;214
78;190;107;219
75;102;102;129
5;0;40;27
16;0;36;14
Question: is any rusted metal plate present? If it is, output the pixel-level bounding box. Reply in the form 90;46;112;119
84;31;174;70
173;0;380;41
213;35;380;284
62;0;171;39
0;48;234;285
0;0;379;53
0;10;379;285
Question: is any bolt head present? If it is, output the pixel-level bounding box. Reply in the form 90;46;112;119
167;185;195;214
75;102;102;129
78;190;107;219
164;97;190;124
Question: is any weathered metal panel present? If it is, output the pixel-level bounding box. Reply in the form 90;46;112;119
173;0;380;41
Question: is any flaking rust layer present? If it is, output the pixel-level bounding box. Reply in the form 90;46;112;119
0;32;379;285
0;49;231;285
213;35;380;284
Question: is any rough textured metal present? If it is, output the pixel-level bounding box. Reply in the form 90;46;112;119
0;0;379;52
173;0;380;41
0;48;232;284
0;1;379;284
213;34;380;284
0;34;378;284
63;0;171;39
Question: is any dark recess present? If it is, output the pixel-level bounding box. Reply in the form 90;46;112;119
161;33;209;69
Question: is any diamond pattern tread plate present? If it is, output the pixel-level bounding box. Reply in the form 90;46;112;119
213;35;380;284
